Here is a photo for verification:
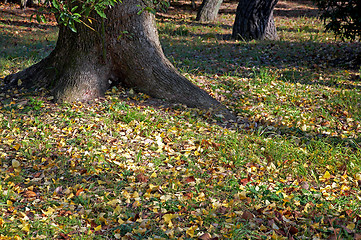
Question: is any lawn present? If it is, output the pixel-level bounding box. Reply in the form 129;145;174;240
0;0;361;239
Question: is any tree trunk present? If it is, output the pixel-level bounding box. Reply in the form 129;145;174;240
4;0;235;120
232;0;279;40
196;0;223;22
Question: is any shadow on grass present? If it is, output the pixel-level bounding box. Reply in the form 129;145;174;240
0;30;55;61
161;35;361;83
0;19;57;30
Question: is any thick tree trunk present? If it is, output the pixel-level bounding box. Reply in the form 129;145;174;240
4;0;235;120
196;0;223;23
232;0;279;41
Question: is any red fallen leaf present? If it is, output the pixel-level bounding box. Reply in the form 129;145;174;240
33;172;42;178
185;176;195;183
321;121;330;126
241;210;254;220
79;169;87;175
183;192;193;200
240;177;250;185
75;188;84;196
58;233;70;239
289;226;298;235
345;209;353;217
24;191;37;198
136;173;148;183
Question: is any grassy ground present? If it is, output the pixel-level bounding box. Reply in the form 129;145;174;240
0;0;361;239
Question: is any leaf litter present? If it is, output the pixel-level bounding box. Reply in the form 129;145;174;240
1;0;361;239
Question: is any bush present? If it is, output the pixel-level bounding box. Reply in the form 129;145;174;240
314;0;361;41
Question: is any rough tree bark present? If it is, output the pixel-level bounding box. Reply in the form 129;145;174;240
4;0;235;120
196;0;223;23
232;0;279;40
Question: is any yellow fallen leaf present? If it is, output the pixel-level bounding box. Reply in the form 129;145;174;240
114;205;121;214
186;225;198;238
99;216;108;225
196;192;206;202
148;184;158;191
21;223;30;232
346;223;355;230
303;202;312;213
107;199;119;207
94;225;102;231
355;173;361;181
151;172;157;178
236;191;247;200
118;218;124;224
0;217;4;226
42;207;55;216
133;228;146;234
163;214;176;224
320;171;331;181
13;144;21;151
12;159;20;168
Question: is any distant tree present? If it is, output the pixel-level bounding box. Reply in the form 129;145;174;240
196;0;223;23
232;0;279;41
314;0;360;41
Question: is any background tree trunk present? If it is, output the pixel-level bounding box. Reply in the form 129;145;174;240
232;0;279;40
4;0;235;120
196;0;223;22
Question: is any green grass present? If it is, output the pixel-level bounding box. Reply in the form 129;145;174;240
1;1;361;239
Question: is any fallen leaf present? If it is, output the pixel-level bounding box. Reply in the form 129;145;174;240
241;210;254;220
185;176;195;183
136;173;148;183
199;232;212;240
12;159;20;168
24;191;37;198
76;188;84;196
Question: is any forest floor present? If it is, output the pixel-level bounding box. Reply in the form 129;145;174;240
0;0;361;239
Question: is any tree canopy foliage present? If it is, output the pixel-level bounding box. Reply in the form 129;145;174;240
314;0;361;41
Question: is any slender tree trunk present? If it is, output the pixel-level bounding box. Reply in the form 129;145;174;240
4;0;235;120
196;0;223;22
232;0;279;40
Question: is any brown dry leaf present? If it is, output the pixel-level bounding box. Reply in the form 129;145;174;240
354;233;361;240
185;176;196;183
199;232;212;240
241;210;254;220
24;191;37;198
289;226;298;235
136;173;148;183
33;172;42;178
